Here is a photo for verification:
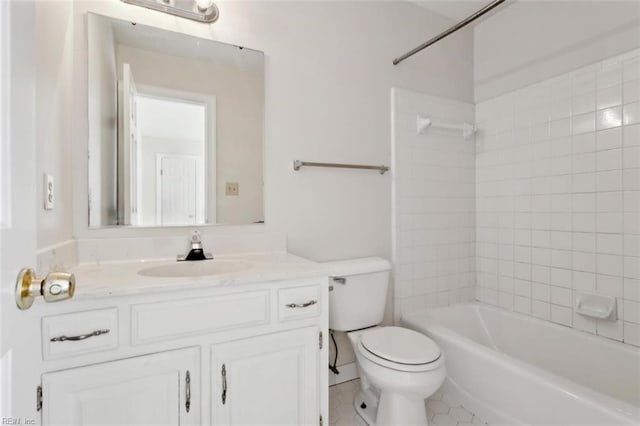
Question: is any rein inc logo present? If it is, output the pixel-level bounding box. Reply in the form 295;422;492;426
1;419;35;425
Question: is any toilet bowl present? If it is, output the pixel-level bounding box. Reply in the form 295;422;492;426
325;257;446;425
347;326;446;426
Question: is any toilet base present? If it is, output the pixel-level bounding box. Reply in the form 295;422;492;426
354;389;429;426
354;389;378;425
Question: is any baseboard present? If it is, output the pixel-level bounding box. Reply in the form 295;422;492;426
328;362;359;386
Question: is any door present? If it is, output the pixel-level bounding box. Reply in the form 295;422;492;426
0;2;41;420
211;328;319;426
42;347;200;426
121;63;139;225
157;155;198;225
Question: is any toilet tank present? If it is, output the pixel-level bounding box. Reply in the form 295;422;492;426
323;257;392;332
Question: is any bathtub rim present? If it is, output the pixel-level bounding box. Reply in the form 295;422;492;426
401;302;640;424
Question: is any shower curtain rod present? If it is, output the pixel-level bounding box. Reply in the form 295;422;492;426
393;0;508;66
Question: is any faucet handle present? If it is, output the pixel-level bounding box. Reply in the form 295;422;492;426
191;230;202;244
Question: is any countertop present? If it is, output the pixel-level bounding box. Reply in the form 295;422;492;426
70;252;328;298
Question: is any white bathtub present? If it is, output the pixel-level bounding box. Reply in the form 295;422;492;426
402;302;640;425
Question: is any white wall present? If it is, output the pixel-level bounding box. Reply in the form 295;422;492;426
71;1;474;264
392;88;476;319
475;48;640;347
474;1;640;101
36;2;75;251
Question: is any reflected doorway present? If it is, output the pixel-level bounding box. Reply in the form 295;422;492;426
120;81;215;226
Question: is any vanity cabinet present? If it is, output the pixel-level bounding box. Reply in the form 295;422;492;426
35;274;328;426
42;347;200;425
210;327;319;425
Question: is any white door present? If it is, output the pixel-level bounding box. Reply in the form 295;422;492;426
0;2;41;420
211;328;319;426
122;63;139;225
158;155;197;225
42;347;200;426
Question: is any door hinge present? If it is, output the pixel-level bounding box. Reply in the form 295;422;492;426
319;414;323;426
36;386;42;412
319;331;323;350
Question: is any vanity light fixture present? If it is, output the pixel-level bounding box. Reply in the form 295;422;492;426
120;0;219;23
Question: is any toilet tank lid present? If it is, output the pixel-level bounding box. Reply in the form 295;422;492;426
321;257;391;276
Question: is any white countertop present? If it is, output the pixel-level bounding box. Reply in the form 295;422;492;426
70;252;328;299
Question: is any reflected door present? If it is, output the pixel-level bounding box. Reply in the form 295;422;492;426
158;155;197;225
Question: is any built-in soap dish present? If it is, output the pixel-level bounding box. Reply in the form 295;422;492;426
575;292;616;320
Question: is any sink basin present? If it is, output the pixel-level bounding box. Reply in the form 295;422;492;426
138;260;253;278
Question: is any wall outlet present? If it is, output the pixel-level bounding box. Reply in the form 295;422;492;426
225;182;239;196
44;173;54;210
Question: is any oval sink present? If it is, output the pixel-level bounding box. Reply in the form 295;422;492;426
138;260;252;278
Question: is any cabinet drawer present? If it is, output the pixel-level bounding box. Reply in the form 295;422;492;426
131;290;270;344
42;308;118;360
278;285;321;322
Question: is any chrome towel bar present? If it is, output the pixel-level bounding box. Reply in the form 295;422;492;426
293;160;389;175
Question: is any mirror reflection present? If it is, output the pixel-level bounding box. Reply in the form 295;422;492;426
87;13;265;228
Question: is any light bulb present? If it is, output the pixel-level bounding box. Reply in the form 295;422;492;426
195;0;215;11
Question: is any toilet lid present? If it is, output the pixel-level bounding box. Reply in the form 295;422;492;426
360;326;440;365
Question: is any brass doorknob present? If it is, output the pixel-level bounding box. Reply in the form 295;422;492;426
15;268;75;310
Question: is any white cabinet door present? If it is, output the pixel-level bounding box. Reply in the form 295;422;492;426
42;347;200;426
211;328;319;425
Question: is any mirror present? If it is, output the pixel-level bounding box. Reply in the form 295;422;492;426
87;13;264;228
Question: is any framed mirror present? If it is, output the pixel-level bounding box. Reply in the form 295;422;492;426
87;13;264;228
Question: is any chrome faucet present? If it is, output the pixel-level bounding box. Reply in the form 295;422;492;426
177;231;213;261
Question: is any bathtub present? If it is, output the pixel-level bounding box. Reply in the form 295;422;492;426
402;302;640;425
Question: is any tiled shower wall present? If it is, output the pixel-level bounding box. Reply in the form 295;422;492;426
392;89;476;320
475;49;640;346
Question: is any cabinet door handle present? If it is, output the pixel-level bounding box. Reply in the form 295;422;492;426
185;371;191;413
221;364;227;405
285;300;317;308
50;329;110;342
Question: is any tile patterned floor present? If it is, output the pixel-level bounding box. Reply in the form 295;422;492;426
329;379;489;426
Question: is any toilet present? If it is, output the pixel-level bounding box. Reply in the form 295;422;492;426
326;257;445;426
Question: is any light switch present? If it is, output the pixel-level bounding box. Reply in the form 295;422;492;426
44;173;54;210
225;182;239;196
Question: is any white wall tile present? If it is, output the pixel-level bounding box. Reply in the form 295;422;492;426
597;127;623;151
623;101;640;125
475;50;639;347
393;90;475;316
597;319;623;341
532;300;551;320
596;149;622;171
551;286;572;307
596;191;623;212
623;321;640;345
623;80;640;104
623;124;640;146
597;85;622;110
596;107;622;130
551;304;573;326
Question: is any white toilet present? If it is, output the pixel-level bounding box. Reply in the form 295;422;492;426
326;257;446;426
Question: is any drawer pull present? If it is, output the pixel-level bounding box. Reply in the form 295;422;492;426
331;276;347;284
221;364;227;404
285;300;317;309
50;329;110;342
185;371;191;413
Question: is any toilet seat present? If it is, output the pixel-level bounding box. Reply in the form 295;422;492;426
357;326;443;372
